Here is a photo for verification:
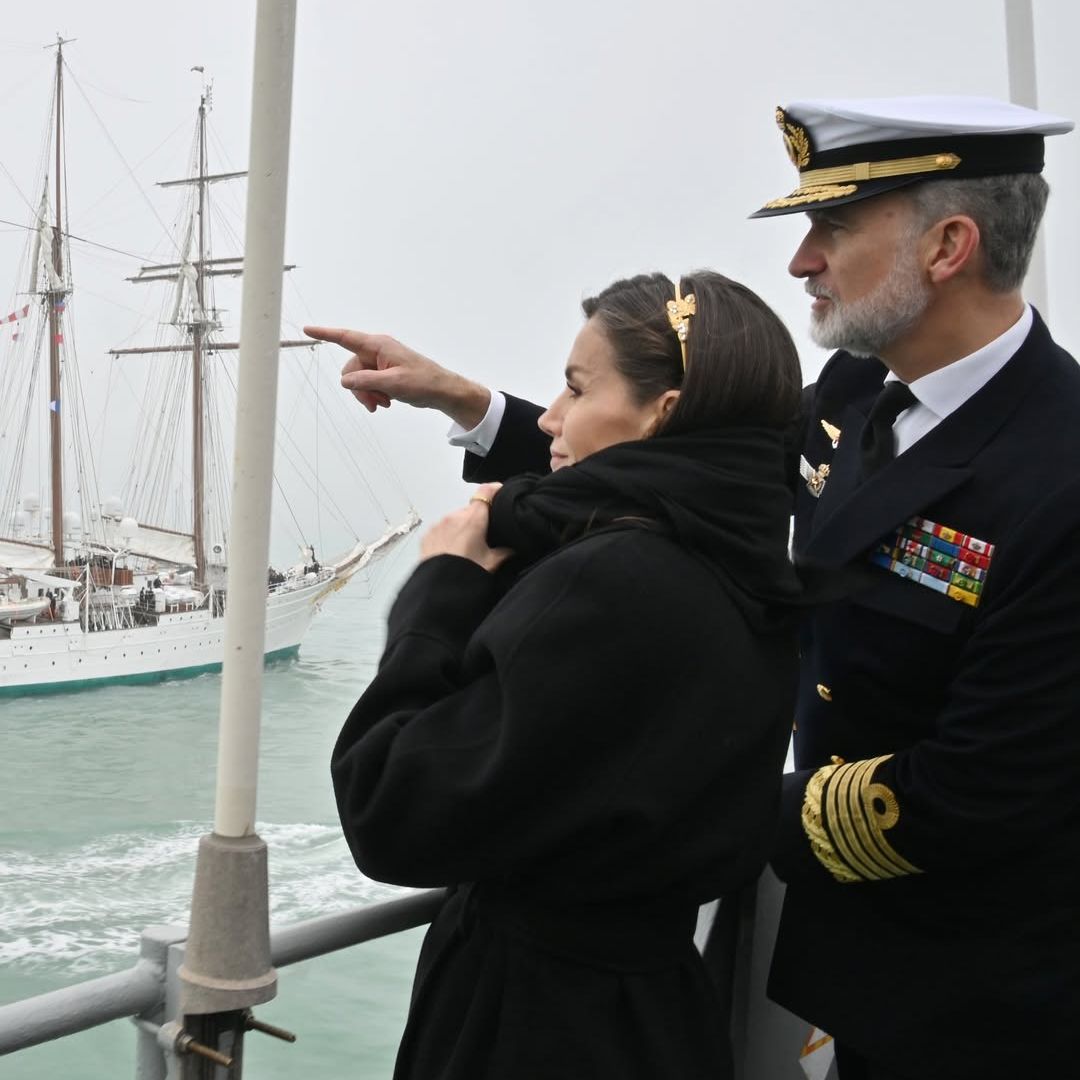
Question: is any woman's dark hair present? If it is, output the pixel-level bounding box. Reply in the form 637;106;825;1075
581;271;802;434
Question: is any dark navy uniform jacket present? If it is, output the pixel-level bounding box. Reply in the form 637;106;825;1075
463;310;1080;1079
769;310;1080;1079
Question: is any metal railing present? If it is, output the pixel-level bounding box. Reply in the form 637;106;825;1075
0;873;814;1079
0;889;446;1073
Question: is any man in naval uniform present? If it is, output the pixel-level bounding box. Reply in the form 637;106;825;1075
749;97;1078;1080
306;95;1079;1080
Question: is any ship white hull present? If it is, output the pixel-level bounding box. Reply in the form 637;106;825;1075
0;574;327;697
0;513;420;697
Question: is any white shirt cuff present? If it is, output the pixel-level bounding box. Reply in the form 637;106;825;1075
446;390;506;457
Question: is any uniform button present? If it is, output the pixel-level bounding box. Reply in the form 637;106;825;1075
816;683;833;702
830;755;846;765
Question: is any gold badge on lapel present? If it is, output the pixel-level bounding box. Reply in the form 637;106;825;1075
820;419;841;449
799;455;830;498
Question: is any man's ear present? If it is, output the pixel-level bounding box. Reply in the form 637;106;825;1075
925;214;980;285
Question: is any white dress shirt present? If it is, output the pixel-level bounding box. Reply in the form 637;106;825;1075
889;304;1033;455
446;391;508;457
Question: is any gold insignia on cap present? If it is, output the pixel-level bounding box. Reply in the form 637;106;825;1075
775;106;811;169
763;183;859;210
797;151;961;191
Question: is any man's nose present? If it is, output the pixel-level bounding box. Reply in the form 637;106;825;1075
788;232;825;279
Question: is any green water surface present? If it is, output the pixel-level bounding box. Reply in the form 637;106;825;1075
0;563;424;1079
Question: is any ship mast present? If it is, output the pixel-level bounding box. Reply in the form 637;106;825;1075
192;92;209;584
46;37;73;568
110;82;310;587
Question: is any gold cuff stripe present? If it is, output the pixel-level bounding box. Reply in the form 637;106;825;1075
802;753;922;883
832;754;921;881
797;152;961;191
848;759;909;876
850;761;920;878
827;758;893;881
800;763;859;883
837;757;917;879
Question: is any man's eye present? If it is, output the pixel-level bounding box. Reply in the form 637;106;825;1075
811;213;842;232
567;383;581;397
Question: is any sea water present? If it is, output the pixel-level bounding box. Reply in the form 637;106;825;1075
0;558;424;1079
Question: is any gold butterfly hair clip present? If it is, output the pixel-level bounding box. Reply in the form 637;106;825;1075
666;282;697;370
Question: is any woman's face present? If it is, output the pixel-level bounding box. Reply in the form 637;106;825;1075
537;318;677;471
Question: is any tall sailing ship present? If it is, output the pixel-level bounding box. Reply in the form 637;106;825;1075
0;43;418;696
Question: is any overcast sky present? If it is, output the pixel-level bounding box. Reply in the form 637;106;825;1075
2;1;1078;576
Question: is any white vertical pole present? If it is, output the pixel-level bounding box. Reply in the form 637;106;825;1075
213;0;297;838
1004;0;1049;319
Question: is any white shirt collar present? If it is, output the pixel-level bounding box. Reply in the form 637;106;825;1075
887;304;1033;420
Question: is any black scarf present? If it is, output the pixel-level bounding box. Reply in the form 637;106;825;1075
486;427;803;628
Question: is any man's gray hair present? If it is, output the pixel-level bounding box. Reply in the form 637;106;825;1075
907;173;1049;293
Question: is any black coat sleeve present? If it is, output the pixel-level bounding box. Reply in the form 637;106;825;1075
462;393;550;482
773;479;1080;887
331;537;755;892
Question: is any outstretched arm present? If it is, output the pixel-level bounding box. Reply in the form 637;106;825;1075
306;324;553;482
304;325;492;429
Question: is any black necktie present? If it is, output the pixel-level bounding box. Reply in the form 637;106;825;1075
859;381;917;478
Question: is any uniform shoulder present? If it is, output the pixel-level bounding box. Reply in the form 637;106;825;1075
1002;333;1080;452
810;350;886;408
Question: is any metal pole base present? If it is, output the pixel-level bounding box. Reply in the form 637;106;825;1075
179;833;277;1015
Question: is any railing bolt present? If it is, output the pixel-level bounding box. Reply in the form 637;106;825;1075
176;1030;235;1067
136;1019;238;1069
244;1009;297;1043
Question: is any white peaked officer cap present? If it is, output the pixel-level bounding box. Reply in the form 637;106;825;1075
751;95;1074;218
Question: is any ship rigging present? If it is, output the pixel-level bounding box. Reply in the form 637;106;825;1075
0;40;419;696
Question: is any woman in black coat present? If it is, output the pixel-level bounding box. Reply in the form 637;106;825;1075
330;271;803;1079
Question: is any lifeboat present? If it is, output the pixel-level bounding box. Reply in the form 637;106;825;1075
0;596;51;622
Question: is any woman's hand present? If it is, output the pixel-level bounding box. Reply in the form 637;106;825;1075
420;484;512;572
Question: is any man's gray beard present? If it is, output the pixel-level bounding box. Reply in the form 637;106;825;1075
808;247;931;358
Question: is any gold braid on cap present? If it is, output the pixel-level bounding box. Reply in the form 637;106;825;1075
666;282;697;371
